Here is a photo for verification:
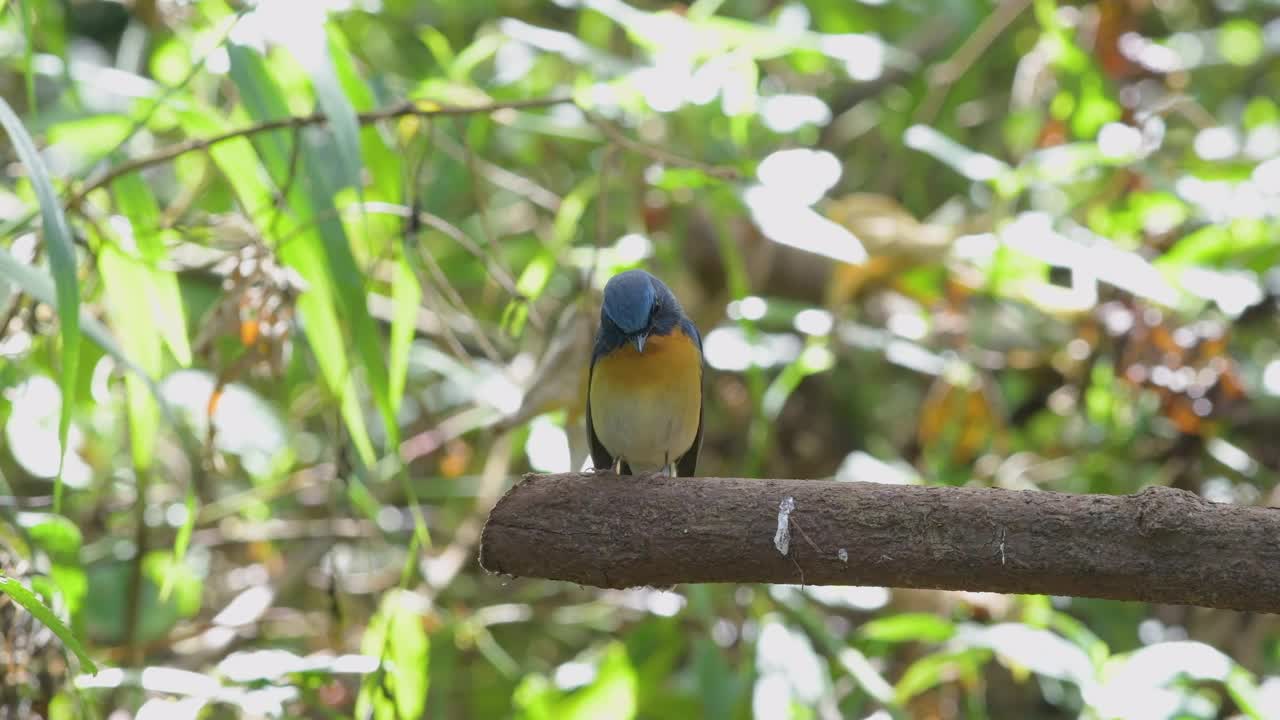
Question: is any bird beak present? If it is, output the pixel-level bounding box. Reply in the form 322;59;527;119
632;333;647;353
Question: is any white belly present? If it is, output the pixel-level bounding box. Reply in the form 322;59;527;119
592;389;699;473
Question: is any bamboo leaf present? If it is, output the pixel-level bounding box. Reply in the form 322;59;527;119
178;103;377;466
98;244;162;469
388;256;421;414
0;97;81;509
110;173;192;366
291;15;363;192
229;43;398;451
0;573;98;674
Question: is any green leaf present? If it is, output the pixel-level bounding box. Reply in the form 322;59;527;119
552;180;596;251
46;115;134;157
182;97;376;467
1219;19;1263;67
960;622;1094;686
388;256;421;413
561;643;638;720
98;244;163;469
358;589;431;720
24;514;83;563
142;552;202;618
161;490;197;603
860;613;956;644
693;637;741;719
0;573;98;674
111;173;192;366
16;0;36;122
894;648;991;704
293;19;364;193
47;565;88;619
228;43;396;455
0;96;81;511
0;245;156;389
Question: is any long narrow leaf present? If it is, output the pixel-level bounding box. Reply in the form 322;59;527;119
0;245;199;456
0;574;98;674
388;257;421;414
191;71;376;466
16;0;36;122
0;247;130;381
289;13;363;192
112;172;192;366
98;245;162;469
0;97;81;510
228;44;397;450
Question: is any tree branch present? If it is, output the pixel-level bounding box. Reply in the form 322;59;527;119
479;473;1280;614
65;95;576;209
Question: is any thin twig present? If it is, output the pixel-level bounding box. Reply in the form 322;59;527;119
267;126;305;240
584;112;740;180
411;237;502;362
914;0;1032;125
433;131;562;211
453;119;536;328
65;95;576;209
124;468;151;666
596;145;616;250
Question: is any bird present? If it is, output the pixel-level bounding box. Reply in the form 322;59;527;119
587;269;704;478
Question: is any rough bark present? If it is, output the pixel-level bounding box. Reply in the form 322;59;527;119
478;473;1280;614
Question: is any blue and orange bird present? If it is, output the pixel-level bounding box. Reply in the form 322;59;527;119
587;270;704;477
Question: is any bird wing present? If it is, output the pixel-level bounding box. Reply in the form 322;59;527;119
676;318;704;478
676;394;702;477
585;357;615;472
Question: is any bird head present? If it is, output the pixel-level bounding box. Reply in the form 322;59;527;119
600;269;682;353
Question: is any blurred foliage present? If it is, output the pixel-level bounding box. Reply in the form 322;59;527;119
2;0;1280;717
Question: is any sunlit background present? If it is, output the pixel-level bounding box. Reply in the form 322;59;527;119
2;0;1280;717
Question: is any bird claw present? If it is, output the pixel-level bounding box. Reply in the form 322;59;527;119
635;466;675;481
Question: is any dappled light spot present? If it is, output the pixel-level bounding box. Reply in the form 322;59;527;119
753;616;829;715
1086;641;1235;719
905;125;1010;181
727;295;767;321
819;33;887;81
1193;126;1241;161
1178;267;1264;317
1097;121;1144;159
835;451;919;485
136;697;206;720
761;94;832;133
743;185;868;265
525;415;571;473
212;586;274;628
1254;155;1280;189
703;326;802;372
1263;359;1280;396
793;308;834;336
801;585;891;612
161;370;286;479
3;375;92;487
756;148;842;205
957;622;1095;689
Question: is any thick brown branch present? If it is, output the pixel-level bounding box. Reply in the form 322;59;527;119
479;473;1280;614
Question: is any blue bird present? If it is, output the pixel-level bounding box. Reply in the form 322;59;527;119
587;269;704;477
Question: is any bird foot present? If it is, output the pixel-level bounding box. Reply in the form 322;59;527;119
635;466;676;481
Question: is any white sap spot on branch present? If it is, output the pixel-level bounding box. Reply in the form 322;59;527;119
774;496;795;556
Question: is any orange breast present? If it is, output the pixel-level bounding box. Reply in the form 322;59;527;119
589;328;703;471
594;330;701;387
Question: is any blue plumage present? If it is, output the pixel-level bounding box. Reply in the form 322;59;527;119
587;270;704;477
